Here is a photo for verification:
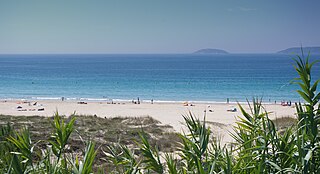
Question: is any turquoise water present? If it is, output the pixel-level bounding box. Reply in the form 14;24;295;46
0;54;319;102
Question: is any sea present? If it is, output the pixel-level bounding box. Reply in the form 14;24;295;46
0;54;319;103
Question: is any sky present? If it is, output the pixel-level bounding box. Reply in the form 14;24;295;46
0;0;320;54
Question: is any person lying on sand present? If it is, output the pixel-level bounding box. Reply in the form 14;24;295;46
227;108;237;112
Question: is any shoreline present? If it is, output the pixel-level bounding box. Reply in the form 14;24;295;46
0;97;300;105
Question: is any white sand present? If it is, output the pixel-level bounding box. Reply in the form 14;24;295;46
0;100;296;142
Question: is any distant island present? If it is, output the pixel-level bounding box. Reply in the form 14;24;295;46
277;47;320;55
193;48;229;54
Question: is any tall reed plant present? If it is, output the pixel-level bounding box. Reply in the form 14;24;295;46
1;113;97;174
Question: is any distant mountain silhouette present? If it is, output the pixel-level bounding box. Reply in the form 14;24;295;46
193;48;229;54
277;47;320;55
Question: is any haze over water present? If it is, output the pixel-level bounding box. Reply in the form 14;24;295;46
1;54;319;102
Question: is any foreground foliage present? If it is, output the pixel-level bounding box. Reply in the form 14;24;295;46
0;54;319;173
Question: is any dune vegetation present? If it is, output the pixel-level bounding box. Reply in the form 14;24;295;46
0;54;319;173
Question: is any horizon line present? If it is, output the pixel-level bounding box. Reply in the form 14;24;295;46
1;46;319;55
0;52;284;55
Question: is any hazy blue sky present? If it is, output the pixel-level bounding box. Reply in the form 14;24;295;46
1;0;320;54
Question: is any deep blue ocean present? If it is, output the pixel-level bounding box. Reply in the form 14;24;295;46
0;54;319;102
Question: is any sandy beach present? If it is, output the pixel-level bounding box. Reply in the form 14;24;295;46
0;100;296;138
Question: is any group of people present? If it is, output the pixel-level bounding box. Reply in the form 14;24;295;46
132;97;141;104
16;101;45;111
281;100;292;106
131;97;154;104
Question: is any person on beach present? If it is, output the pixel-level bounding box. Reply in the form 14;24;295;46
227;98;229;104
151;99;153;104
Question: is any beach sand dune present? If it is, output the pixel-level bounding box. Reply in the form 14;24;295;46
0;100;296;142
